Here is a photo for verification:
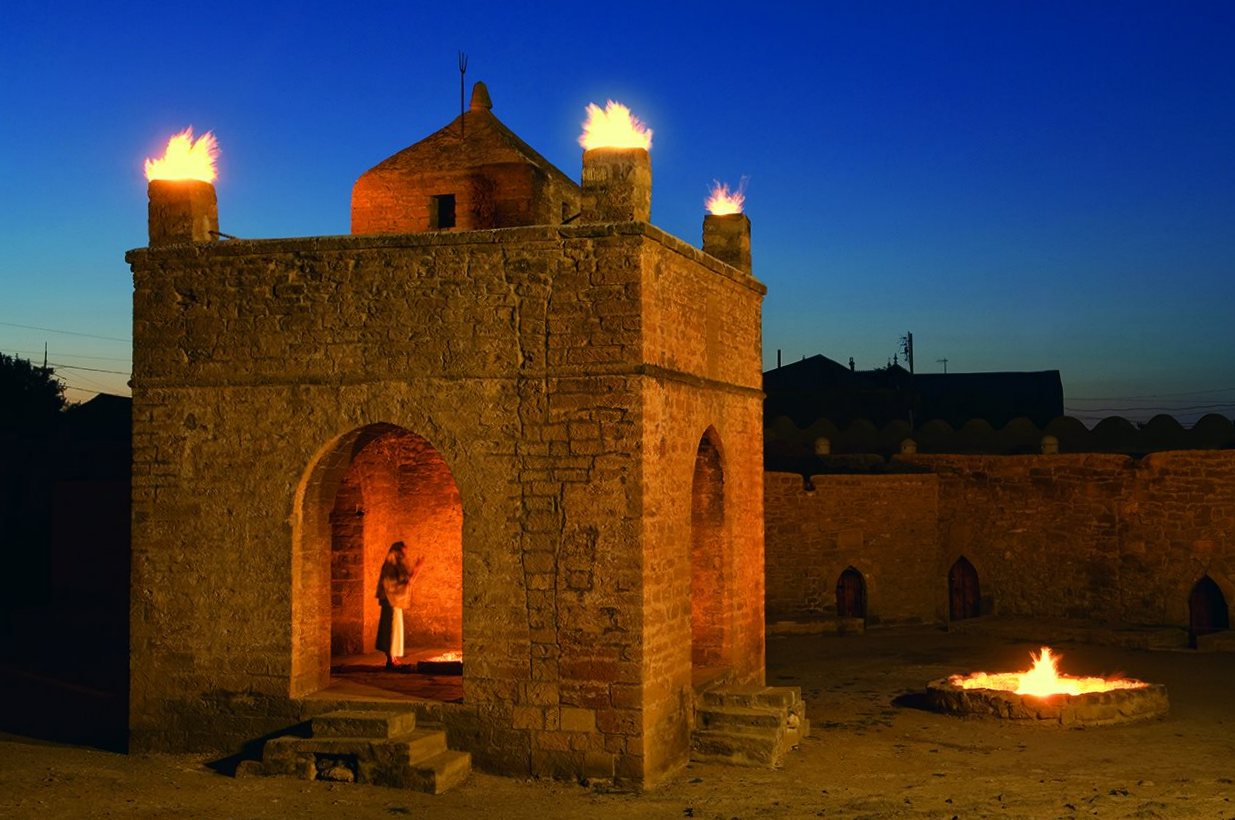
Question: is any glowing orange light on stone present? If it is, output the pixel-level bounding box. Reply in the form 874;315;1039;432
949;646;1146;697
706;180;746;215
145;127;219;182
579;100;652;150
427;650;462;663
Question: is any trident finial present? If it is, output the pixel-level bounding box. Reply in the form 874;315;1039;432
458;51;469;138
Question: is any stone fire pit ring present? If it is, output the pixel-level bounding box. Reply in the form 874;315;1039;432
925;677;1169;727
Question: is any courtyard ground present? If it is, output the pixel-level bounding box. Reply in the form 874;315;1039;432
2;622;1234;819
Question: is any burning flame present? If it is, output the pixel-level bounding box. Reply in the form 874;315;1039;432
426;650;462;662
145;127;219;183
579;101;652;151
706;179;746;215
950;646;1146;697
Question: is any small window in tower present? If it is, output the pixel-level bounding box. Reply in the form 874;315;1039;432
429;194;456;229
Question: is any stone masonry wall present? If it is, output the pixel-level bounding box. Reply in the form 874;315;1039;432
763;453;1235;629
906;452;1235;626
764;472;939;623
353;165;581;234
638;235;766;782
128;222;762;787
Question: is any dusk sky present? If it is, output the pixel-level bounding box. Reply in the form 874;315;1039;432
2;1;1232;423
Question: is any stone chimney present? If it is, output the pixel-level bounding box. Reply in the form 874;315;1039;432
702;212;752;275
148;180;218;247
580;148;651;223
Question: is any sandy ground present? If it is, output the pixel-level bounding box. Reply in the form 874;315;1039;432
3;624;1235;819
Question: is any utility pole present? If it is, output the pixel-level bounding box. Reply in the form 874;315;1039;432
937;357;949;374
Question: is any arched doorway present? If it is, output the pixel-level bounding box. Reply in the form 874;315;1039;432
1189;575;1229;646
836;567;866;619
296;423;463;700
691;429;726;670
948;556;980;620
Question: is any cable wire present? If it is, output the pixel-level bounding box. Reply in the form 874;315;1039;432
0;320;130;343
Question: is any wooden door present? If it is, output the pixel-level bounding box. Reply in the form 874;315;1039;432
1189;575;1230;642
948;557;980;620
836;567;866;618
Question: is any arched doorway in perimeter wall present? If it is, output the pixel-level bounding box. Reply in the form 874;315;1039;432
836;567;866;619
296;423;463;702
1189;575;1230;647
690;428;727;676
948;556;981;621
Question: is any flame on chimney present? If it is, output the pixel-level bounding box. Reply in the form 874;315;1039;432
705;179;747;216
145;127;219;183
579;101;652;151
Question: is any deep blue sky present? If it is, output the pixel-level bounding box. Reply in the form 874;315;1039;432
1;1;1232;422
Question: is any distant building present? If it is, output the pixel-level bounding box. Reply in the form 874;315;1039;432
764;354;1063;430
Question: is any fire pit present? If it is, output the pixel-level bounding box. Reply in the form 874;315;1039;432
415;650;462;676
926;647;1168;726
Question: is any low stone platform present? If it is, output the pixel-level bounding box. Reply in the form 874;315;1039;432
244;708;470;793
690;685;809;767
925;678;1170;726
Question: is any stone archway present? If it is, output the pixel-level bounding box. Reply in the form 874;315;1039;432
293;423;462;698
948;556;980;621
836;567;866;619
1189;574;1230;645
690;428;727;670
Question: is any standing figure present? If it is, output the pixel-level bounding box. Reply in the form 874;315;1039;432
376;541;424;669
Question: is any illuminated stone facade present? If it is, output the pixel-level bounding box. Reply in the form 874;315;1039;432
127;88;766;786
765;452;1235;633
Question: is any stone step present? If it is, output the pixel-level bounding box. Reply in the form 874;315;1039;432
691;728;784;767
311;709;416;739
701;685;802;712
690;684;809;769
407;749;472;795
696;704;786;733
256;727;463;792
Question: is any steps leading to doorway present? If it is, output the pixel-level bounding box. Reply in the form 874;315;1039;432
690;684;809;767
248;708;471;793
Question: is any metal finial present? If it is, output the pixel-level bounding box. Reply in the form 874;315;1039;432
458;51;468;137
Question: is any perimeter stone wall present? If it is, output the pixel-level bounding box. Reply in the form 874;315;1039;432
764;473;938;624
764;452;1235;628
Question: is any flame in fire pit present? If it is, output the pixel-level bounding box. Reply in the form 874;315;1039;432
145;127;219;183
426;650;462;663
950;646;1146;697
706;180;746;215
579;101;652;150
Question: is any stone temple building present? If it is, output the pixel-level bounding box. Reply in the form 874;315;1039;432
127;84;802;788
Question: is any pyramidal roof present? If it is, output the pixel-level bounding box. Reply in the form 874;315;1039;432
361;82;578;190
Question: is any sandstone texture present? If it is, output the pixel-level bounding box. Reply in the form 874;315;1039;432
766;451;1235;628
127;221;766;787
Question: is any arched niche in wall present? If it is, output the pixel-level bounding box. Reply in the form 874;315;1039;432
690;426;727;670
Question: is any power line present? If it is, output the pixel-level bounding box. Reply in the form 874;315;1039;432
1064;402;1235;414
47;361;131;375
1069;386;1235;401
0;320;130;343
10;348;131;363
